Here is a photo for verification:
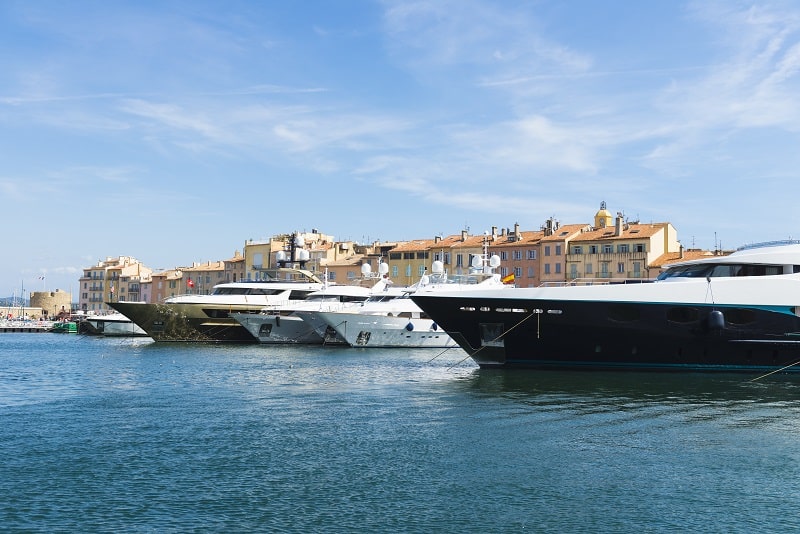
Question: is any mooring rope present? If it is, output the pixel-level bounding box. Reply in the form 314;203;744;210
749;359;800;382
446;311;537;370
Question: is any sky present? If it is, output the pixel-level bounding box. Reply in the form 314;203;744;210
3;0;800;299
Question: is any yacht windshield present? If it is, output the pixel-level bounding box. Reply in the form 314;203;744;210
657;263;791;280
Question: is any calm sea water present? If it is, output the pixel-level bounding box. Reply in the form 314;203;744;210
2;333;800;532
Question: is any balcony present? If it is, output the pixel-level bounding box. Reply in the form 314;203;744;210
566;251;648;262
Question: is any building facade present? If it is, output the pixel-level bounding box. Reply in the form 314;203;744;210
565;203;680;282
79;256;152;313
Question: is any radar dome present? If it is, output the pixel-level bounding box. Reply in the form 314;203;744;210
297;249;310;261
276;251;286;262
361;263;372;276
431;261;444;274
379;262;390;275
471;255;482;269
489;255;501;268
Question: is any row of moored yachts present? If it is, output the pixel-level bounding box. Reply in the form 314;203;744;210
110;253;506;349
110;241;800;374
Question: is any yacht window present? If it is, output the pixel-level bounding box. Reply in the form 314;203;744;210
246;288;285;296
725;308;757;325
287;290;314;300
659;262;789;280
213;287;252;295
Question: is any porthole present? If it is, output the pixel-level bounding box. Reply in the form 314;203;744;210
725;308;756;325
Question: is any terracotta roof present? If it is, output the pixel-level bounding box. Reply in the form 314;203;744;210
321;254;367;267
186;261;226;272
489;230;545;247
390;233;489;252
540;223;592;242
390;239;438;252
570;222;669;242
651;249;728;268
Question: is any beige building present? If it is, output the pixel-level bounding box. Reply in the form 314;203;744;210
565;203;680;282
225;251;246;283
244;230;336;280
244;230;401;285
319;240;400;285
79;256;152;313
386;230;494;287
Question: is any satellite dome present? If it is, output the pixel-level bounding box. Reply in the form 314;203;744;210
431;260;444;274
361;263;372;275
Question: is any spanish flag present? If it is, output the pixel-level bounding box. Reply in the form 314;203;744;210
501;273;515;285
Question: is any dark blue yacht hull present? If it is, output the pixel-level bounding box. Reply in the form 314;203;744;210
411;294;800;372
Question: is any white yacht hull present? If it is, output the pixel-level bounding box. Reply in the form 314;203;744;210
311;310;457;348
231;313;323;344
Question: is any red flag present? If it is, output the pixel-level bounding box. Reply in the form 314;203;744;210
187;278;195;288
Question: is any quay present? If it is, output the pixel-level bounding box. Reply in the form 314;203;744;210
0;322;53;333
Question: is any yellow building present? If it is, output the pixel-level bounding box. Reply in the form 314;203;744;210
565;203;679;281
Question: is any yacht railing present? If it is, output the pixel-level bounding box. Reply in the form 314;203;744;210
541;277;656;287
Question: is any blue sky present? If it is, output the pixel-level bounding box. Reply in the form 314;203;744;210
3;0;800;298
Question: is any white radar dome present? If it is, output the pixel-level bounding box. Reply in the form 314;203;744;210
379;262;390;275
431;261;444;274
471;255;483;269
489;255;501;268
361;263;372;276
276;251;286;262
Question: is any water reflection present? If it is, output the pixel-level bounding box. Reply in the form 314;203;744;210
457;368;800;404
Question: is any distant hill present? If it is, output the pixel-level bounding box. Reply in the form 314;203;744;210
0;297;28;308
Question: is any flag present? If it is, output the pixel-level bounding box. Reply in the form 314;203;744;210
38;276;45;280
109;283;114;293
501;273;515;285
187;278;195;288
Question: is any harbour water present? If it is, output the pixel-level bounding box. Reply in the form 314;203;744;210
2;334;800;532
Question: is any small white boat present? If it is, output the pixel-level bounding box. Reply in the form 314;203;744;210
79;313;149;337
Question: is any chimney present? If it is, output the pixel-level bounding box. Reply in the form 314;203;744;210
615;213;623;237
434;235;441;244
461;229;468;241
